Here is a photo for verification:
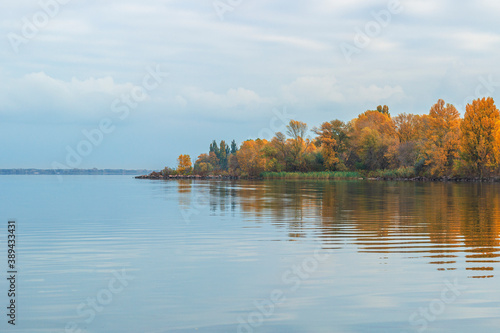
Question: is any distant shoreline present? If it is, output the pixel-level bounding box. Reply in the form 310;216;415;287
0;169;154;175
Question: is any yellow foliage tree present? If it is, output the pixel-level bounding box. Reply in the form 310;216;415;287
352;110;395;136
236;139;269;177
193;154;214;176
494;120;500;167
313;120;349;171
264;132;289;171
460;97;500;176
286;120;310;171
350;111;398;170
393;113;423;144
422;99;461;176
177;154;192;175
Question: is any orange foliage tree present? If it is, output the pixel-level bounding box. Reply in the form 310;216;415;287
494;120;500;167
350;110;398;170
422;99;461;176
193;153;214;176
393;113;427;168
236;139;269;177
460;97;500;175
173;97;500;178
262;132;289;172
393;113;423;144
313;120;350;171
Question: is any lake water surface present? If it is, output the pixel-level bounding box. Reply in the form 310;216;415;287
1;176;499;332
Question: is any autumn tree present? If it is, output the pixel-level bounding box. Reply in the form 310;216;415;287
262;132;288;172
494;121;500;168
236;139;269;177
421;100;461;176
392;113;427;167
263;131;323;172
193;153;214;176
177;154;192;175
460;97;500;175
313;120;350;171
227;154;240;175
350;111;398;170
285;120;312;171
208;151;220;170
376;105;390;116
393;113;422;144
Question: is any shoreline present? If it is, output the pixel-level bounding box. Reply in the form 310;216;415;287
367;176;500;183
135;174;241;180
135;173;500;183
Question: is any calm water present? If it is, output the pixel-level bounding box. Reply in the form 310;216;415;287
0;176;499;333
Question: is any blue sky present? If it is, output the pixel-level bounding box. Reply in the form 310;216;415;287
1;0;500;169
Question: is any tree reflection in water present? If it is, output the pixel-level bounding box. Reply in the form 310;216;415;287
176;180;500;278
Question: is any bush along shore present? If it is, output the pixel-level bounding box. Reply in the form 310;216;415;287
138;98;500;182
135;172;239;180
135;171;361;180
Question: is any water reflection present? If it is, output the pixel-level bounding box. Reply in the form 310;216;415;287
177;180;500;278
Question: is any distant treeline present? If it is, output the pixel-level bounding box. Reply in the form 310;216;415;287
163;97;500;179
0;169;153;175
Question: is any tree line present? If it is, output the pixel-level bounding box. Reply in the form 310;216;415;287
164;97;500;178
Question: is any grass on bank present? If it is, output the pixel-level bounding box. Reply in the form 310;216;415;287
261;167;417;180
261;171;362;179
367;167;416;179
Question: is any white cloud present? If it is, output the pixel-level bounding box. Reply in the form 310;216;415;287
357;84;405;103
181;86;266;109
370;39;399;52
21;71;136;97
311;0;373;14
481;0;500;10
404;0;447;16
282;76;344;105
0;72;143;121
2;0;500;167
452;31;500;51
251;34;328;51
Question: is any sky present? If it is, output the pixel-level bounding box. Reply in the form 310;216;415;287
1;0;500;169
